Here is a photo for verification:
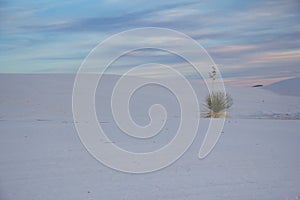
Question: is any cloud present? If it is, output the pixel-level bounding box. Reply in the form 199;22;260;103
250;50;300;63
12;1;200;34
0;0;300;81
209;45;258;54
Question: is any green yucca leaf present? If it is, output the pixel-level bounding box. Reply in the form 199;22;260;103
203;91;233;117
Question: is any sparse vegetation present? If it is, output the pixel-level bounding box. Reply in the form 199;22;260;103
202;91;233;118
202;65;233;118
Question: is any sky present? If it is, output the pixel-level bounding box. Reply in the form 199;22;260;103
1;0;300;85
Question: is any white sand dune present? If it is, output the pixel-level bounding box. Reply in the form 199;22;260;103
264;77;300;97
0;74;299;200
227;84;300;120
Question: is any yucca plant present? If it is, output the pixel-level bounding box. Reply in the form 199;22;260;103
202;65;233;118
202;91;233;118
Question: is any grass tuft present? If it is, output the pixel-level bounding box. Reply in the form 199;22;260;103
202;91;233;118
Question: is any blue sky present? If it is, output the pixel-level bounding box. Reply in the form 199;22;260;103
1;0;300;85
